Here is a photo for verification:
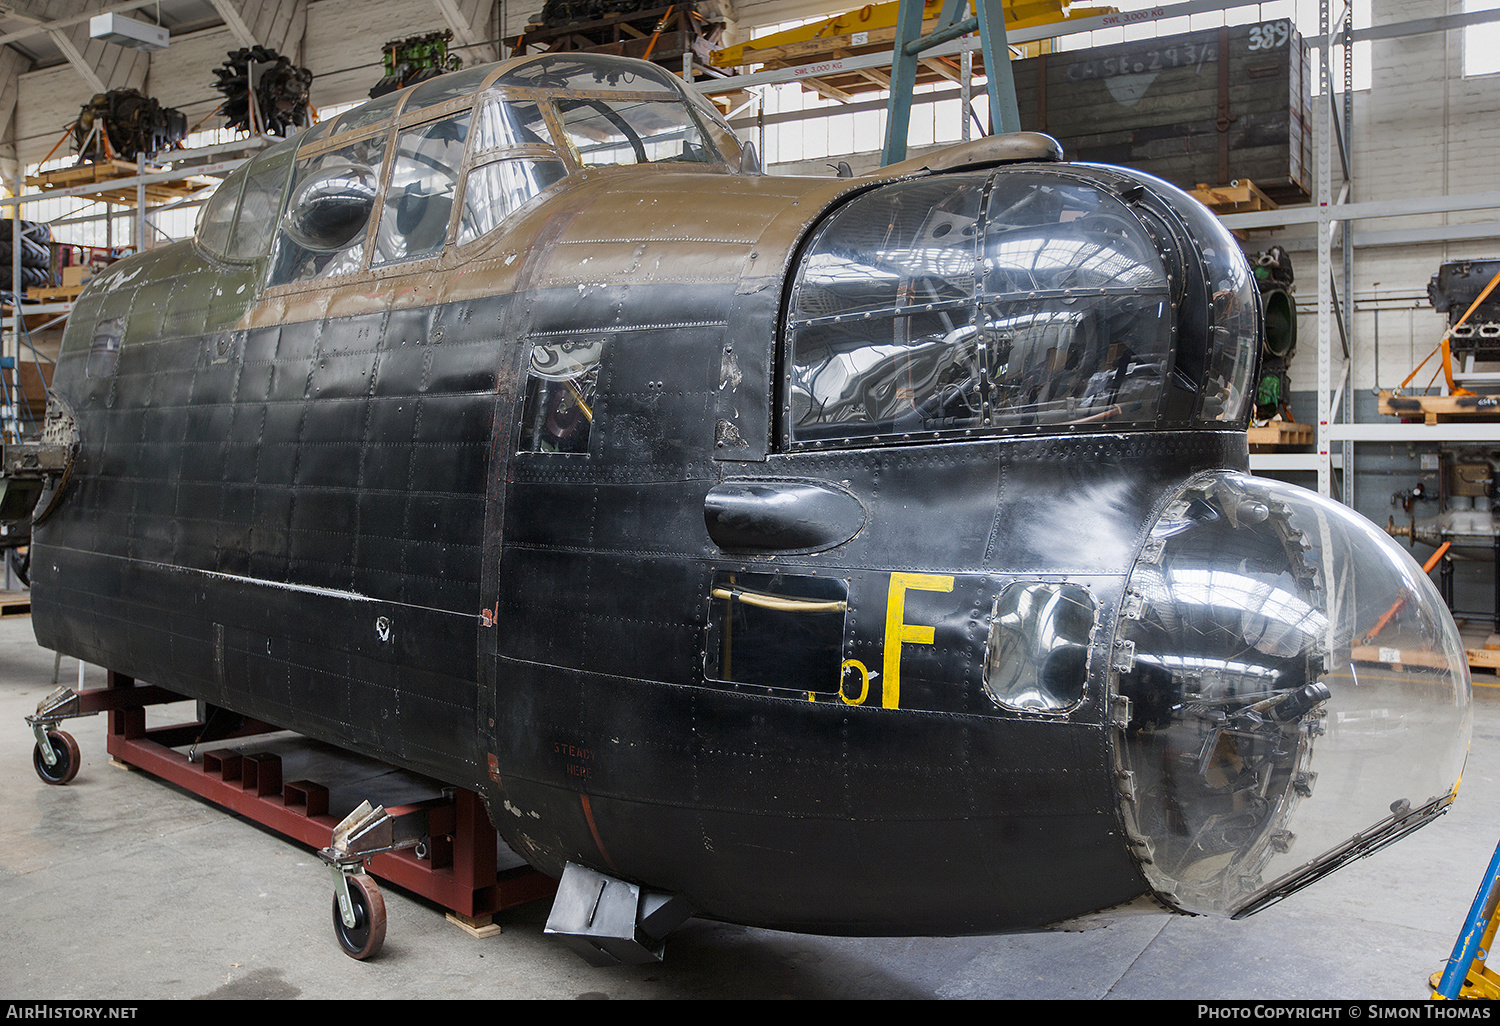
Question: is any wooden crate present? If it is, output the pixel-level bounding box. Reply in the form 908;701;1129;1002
0;590;30;618
1012;19;1313;202
1247;420;1313;448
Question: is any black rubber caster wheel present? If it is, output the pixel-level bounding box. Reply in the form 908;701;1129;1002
333;874;387;960
32;729;80;785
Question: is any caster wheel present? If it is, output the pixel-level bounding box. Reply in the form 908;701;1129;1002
33;729;80;785
333;875;386;960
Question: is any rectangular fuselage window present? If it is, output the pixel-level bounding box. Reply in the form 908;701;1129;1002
518;337;603;454
706;572;848;694
554;97;712;166
268;133;389;286
371;113;471;267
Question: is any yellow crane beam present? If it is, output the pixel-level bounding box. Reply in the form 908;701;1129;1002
710;0;1113;69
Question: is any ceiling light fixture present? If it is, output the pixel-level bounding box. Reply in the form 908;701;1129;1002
89;13;169;52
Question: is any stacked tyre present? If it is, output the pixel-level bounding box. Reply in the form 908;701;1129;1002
0;220;54;292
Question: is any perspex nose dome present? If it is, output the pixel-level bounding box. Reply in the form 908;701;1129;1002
1110;472;1470;917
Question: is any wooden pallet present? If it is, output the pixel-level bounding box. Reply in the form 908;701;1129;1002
0;590;31;618
26;284;86;303
1247;420;1313;448
1356;631;1500;682
1379;391;1500;423
1191;179;1280;215
1467;633;1500;674
1352;643;1450;671
26;158;206;207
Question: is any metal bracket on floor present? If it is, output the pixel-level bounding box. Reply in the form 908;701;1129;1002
544;861;694;966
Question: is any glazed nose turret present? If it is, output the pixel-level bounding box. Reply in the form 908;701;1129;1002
1110;472;1471;917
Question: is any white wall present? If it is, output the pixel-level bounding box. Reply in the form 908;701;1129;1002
15;63;97;169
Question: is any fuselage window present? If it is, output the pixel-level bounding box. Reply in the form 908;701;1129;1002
371;113;471;267
400;64;496;114
705;572;849;696
983;582;1096;713
554;96;712;167
194;167;246;258
472;98;553;151
267;131;389;286
225;144;294;261
518;337;602;454
786;172;1174;447
458;158;567;246
331;89;406;136
86;318;123;378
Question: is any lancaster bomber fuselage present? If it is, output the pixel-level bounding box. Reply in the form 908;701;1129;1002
18;53;1472;945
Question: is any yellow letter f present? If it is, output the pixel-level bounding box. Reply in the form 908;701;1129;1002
882;572;954;709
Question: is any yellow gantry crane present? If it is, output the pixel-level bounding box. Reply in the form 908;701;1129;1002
708;0;1112;165
709;0;1109;70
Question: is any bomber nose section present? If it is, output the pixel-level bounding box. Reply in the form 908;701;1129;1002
1110;472;1471;917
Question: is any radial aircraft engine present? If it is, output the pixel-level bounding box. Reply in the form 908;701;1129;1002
7;53;1471;964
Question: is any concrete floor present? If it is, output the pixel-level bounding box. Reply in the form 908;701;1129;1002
3;612;1498;1001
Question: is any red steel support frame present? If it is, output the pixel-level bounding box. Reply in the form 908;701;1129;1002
95;670;556;920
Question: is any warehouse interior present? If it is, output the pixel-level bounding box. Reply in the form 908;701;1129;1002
3;0;1500;1001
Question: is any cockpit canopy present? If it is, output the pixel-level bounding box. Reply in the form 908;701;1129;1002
785;164;1259;439
194;54;745;284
